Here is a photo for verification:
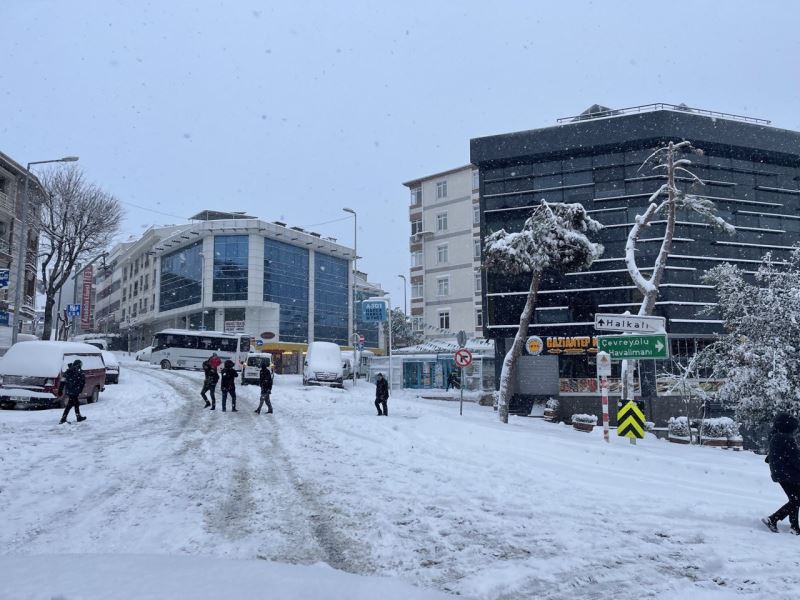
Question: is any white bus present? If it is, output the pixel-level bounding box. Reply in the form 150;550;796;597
149;329;251;371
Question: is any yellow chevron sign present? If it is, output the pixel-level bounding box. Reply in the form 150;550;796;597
617;401;646;439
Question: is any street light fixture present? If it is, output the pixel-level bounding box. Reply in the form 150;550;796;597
397;274;407;316
13;156;79;345
343;207;358;386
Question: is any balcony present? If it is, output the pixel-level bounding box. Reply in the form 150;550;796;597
0;237;11;259
0;190;14;216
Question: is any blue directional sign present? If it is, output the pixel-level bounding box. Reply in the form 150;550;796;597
0;311;9;326
67;304;82;317
362;300;388;323
0;269;9;290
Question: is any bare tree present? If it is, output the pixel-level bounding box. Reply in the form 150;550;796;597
484;201;603;424
38;166;123;340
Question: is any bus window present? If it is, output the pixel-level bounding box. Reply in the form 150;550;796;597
240;336;250;353
198;336;217;351
218;337;238;353
153;334;169;351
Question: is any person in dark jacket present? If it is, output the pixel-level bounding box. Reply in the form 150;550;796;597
446;371;461;391
201;359;219;409
255;363;273;414
374;373;389;416
220;359;238;412
58;360;87;424
762;412;800;534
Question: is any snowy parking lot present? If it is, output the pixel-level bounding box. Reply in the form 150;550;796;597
1;359;799;599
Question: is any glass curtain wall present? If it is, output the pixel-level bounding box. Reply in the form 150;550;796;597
263;238;309;343
213;235;249;301
314;253;349;344
159;241;202;312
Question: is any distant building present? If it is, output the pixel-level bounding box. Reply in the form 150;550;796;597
471;102;800;421
403;165;482;340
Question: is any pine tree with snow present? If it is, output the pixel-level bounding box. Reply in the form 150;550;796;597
699;250;800;429
484;200;603;424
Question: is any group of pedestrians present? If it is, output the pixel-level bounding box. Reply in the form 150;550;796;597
200;353;273;415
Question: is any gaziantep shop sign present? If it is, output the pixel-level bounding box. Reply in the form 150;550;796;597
526;335;599;356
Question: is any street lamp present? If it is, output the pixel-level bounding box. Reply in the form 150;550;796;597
343;207;357;387
13;156;79;344
397;274;407;316
198;250;207;331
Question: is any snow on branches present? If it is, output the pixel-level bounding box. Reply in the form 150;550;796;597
699;249;800;428
484;200;603;423
625;141;735;316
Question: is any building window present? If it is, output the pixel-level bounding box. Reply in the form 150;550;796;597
473;238;481;259
436;244;448;264
438;311;450;330
411;250;423;268
436;276;449;297
411;316;423;332
159;240;202;311
314;253;349;345
264;238;309;343
411;219;423;236
476;308;483;327
411;282;423;298
474;270;482;292
213;235;249;302
436;212;448;231
473;204;480;226
410;186;422;206
472;169;479;191
436;181;447;199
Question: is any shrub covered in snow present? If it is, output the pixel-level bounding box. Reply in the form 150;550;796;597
571;413;598;425
545;397;560;410
668;416;691;438
700;417;739;439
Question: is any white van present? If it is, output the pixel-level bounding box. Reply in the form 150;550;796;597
303;342;344;388
240;352;273;385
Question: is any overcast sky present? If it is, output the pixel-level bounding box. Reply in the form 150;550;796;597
3;0;799;306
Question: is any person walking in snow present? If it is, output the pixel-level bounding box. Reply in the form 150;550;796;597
255;362;273;414
446;370;460;391
201;359;219;409
762;413;800;534
374;372;389;416
58;360;87;424
220;359;238;412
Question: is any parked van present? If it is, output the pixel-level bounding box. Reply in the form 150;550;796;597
303;342;344;388
0;341;106;409
240;352;273;385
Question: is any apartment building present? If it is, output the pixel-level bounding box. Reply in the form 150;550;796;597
403;165;482;339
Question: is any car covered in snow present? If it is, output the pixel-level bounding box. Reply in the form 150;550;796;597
240;352;272;385
0;341;106;409
303;342;344;388
101;351;120;384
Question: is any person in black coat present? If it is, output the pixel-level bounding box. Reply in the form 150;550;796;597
58;360;87;424
220;359;238;412
762;412;800;534
374;373;389;416
255;363;273;414
201;359;219;409
446;371;461;391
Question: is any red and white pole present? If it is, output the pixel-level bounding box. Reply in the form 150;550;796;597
601;376;610;443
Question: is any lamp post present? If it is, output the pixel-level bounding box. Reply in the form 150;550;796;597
198;250;207;331
397;274;407;316
343;207;357;387
13;156;79;345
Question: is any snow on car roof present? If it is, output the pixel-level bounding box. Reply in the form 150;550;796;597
0;341;103;377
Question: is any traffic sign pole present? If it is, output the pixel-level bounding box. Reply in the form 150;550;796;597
454;347;472;416
601;376;609;443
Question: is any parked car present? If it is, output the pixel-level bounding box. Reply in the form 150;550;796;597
101;351;120;384
241;352;272;385
135;346;152;361
303;342;344;388
0;341;106;409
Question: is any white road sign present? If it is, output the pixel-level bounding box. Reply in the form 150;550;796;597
594;313;666;333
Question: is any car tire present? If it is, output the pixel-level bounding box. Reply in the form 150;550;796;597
160;360;172;370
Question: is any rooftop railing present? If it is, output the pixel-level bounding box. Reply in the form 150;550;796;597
556;103;771;126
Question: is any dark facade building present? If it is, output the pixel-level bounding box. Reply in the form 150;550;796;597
471;104;800;422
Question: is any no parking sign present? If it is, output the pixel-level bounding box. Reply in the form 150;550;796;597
454;348;472;368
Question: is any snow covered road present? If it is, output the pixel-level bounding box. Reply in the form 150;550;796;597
2;361;799;599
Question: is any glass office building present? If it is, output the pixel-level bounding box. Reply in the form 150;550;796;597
471;104;800;420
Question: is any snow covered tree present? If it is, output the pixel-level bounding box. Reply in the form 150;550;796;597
382;307;423;349
698;251;800;429
38;166;123;340
626;140;735;316
484;200;603;424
